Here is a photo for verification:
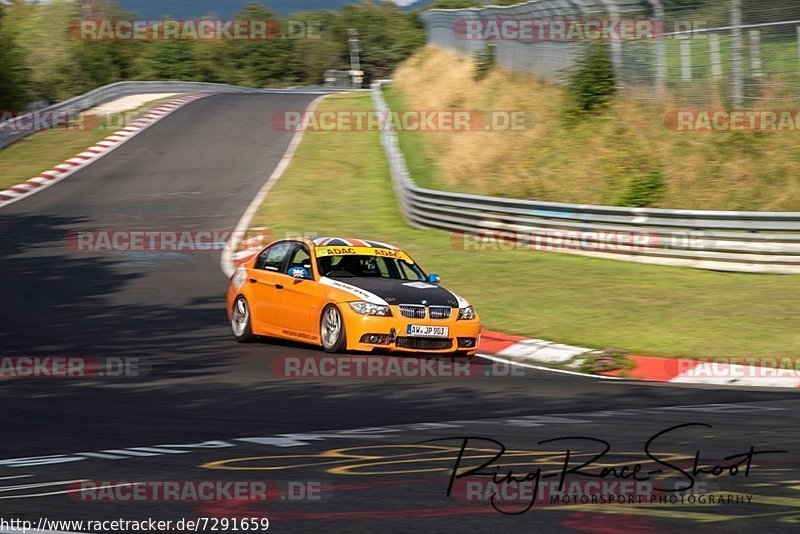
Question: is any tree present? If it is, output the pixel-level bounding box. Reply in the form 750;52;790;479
137;35;201;81
220;3;304;87
0;3;30;108
333;1;425;82
291;10;345;84
425;0;483;9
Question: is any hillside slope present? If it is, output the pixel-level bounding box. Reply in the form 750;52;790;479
115;0;431;18
390;47;800;211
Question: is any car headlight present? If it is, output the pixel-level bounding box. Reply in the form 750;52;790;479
458;305;476;320
349;301;392;316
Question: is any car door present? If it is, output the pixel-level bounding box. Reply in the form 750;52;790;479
271;243;318;339
248;241;293;331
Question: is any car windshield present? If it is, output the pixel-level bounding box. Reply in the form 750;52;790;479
317;254;425;281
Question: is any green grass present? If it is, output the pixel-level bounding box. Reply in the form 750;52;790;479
382;85;442;189
0;129;113;190
253;91;800;358
0;96;178;190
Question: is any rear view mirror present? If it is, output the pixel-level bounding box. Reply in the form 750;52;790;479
427;273;440;284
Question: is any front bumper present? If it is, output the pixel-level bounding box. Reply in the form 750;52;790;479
341;304;481;355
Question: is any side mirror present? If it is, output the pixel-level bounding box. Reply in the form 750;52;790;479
427;273;441;285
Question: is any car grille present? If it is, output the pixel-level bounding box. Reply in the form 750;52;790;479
399;305;427;319
395;337;454;351
429;306;452;320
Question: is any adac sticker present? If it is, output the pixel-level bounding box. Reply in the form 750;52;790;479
316;246;414;264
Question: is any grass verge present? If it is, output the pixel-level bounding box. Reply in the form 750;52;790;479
0;96;180;190
253;91;800;358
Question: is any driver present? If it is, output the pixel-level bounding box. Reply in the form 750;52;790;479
318;256;334;276
361;257;380;276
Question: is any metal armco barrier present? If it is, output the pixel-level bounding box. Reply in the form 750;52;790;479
0;81;335;149
372;81;800;274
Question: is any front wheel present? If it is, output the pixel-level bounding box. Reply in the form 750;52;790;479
231;295;255;342
320;305;347;353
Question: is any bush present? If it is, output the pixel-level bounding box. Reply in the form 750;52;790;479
619;169;665;207
565;41;616;115
473;43;496;81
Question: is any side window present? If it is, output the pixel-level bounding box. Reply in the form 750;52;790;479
398;260;422;281
317;255;344;276
255;242;292;272
376;257;391;277
285;245;313;279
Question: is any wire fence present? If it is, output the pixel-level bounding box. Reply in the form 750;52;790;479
421;0;800;105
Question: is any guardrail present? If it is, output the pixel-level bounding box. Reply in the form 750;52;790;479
0;81;335;150
372;81;800;274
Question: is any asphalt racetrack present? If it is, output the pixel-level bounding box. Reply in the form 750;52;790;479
1;93;799;533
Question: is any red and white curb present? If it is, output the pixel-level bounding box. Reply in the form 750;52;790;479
623;355;800;388
0;94;209;209
479;331;800;388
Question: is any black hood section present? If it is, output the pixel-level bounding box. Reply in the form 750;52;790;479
337;277;459;307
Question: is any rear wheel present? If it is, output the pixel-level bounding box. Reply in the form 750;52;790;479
231;295;254;342
320;305;347;353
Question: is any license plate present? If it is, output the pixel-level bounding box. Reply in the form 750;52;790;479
407;325;449;338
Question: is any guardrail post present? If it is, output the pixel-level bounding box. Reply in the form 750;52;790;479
749;29;762;77
680;36;692;81
646;0;667;94
598;0;625;91
710;33;723;79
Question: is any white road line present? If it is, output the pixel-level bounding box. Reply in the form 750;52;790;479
0;482;136;501
0;479;87;493
220;92;334;278
0;475;33;482
476;353;622;380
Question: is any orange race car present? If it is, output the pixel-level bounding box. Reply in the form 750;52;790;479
226;237;481;355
